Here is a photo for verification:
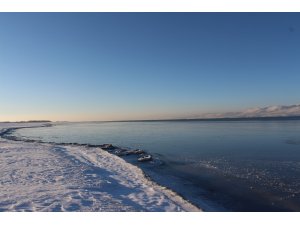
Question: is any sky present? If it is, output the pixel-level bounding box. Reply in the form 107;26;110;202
0;13;299;121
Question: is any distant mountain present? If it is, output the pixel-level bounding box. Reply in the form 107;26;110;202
27;120;52;123
10;120;52;123
199;104;300;119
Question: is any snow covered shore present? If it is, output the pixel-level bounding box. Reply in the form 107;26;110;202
0;123;200;212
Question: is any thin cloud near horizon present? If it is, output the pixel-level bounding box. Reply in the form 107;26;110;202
194;104;300;119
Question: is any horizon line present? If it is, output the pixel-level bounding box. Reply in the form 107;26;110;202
2;115;300;123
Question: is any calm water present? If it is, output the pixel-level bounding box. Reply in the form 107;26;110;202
14;120;300;211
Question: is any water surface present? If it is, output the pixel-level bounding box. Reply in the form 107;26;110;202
14;120;300;211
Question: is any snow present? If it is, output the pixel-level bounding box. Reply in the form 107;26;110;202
0;123;200;212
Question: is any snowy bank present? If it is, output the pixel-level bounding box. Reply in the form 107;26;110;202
0;123;200;212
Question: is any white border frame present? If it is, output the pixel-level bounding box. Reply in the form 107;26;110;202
2;212;300;225
1;1;300;225
0;0;300;12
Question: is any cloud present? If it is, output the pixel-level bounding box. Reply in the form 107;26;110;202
196;104;300;119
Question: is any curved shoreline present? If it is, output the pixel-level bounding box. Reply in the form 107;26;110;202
0;123;201;212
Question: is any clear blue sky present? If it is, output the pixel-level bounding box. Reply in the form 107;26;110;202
0;13;299;121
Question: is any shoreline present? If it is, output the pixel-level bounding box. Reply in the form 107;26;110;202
0;123;201;212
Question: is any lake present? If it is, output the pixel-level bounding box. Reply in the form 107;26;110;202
13;120;300;211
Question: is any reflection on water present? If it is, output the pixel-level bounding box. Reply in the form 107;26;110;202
14;120;300;211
